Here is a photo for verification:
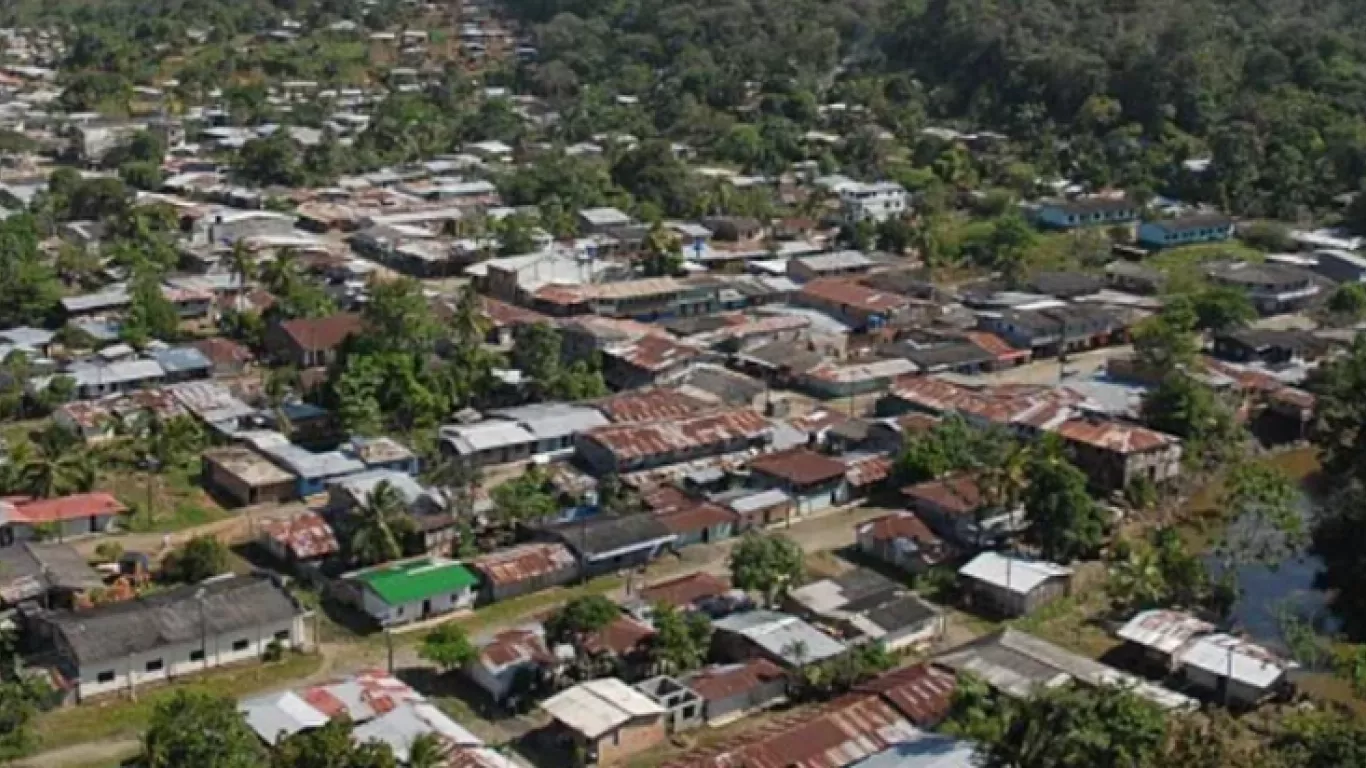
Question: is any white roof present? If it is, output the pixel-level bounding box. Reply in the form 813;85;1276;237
851;732;977;768
1174;633;1295;690
540;678;664;738
239;691;330;745
712;610;847;666
441;420;535;455
351;702;481;762
958;553;1071;595
1115;610;1215;656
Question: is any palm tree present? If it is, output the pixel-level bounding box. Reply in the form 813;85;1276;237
346;481;415;566
450;285;490;350
227;240;257;310
260;247;301;296
406;733;449;768
424;456;482;520
21;424;83;498
1107;541;1167;614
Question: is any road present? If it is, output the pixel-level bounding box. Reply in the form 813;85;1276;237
20;502;900;768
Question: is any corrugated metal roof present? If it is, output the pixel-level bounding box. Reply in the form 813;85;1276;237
541;678;666;738
1115;609;1214;656
958;553;1071;595
584;407;771;462
469;542;576;587
1174;633;1295;689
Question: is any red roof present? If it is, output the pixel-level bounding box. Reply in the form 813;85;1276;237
901;475;984;516
192;336;254;366
641;485;698;514
469;542;577;586
480;296;547;328
584;407;771;462
582;615;655;657
478;627;554;670
857;512;941;547
657;503;738;536
639;571;730;609
259;511;339;560
855;664;957;725
748;449;849;486
963;331;1030;360
844;454;892;488
8;492;126;524
1053;417;1176;454
799;279;911;314
685;659;787;702
609;334;702;372
276;313;362;352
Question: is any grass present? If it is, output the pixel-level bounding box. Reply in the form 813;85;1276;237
104;463;229;534
33;651;323;752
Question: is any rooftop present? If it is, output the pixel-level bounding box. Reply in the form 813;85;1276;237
712;610;846;666
683;659;787;702
748;448;849;486
468;542;577;586
959;552;1072;595
351;558;479;606
594;388;715;424
541;678;665;739
204;447;295;487
639;571;731;610
799;278;911;313
258;511;339;560
274;312;362;351
5;492;126;524
855;664;958;726
582;407;771;462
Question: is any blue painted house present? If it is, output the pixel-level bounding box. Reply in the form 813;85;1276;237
1036;197;1140;229
1137;214;1234;248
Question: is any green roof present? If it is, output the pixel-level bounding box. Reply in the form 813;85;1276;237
353;558;479;605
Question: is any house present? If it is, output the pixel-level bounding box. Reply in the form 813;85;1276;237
0;492;126;545
1052;416;1182;491
1035;197;1139;229
593;387;715;424
202;447;297;507
1137;213;1234;248
856;512;948;575
545;514;676;578
855;663;958;727
440;420;537;468
345;436;420;475
785;569;945;652
1206;262;1323;315
580;615;656;673
347;557;480;627
1212;329;1334;366
978;305;1125;357
191;336;254;375
1115;609;1216;672
788;251;876;283
722;488;794;530
1173;633;1296;708
1311;248;1366;284
711;610;847;669
575;407;772;474
635;676;704;733
934;628;1193;710
1104;261;1166;294
747;449;850;516
637;572;732;613
681;659;788;726
661;692;920;768
656;502;739;547
257;512;340;568
957;553;1072;618
258;441;367;499
795;279;911;331
0;541;104;608
838;734;977;768
487;403;612;459
263;313;362;368
541;678;668;766
901;475;1017;549
601;335;702;390
468;542;579;604
1026;271;1104;299
52;359;167;400
467;625;557;706
50;573;308;701
577;207;634;234
838;181;909;224
797;358;920;399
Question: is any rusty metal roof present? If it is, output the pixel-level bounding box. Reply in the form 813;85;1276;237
749;448;849;486
606;334;702;372
799;279;911;314
468;542;577;587
596;387;715;424
1053;416;1176;454
639;572;731;609
683;659;787;702
855;664;957;726
259;511;339;560
583;407;771;462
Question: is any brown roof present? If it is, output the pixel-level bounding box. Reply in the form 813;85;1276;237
192;336;254;366
857;512;941;547
844;454;892;488
583;407;771;463
480;296;547;328
581;615;655;657
259;511;339;560
8;493;126;524
962;331;1029;360
639;572;731;609
276;313;362;352
901;475;984;516
657;503;738;536
663;693;916;768
855;664;957;725
799;279;911;314
469;542;577;587
685;659;787;702
748;449;849;486
478;627;554;671
596;388;714;424
1053;417;1176;455
608;335;701;372
641;485;697;514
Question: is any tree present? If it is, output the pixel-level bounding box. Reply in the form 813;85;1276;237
1107;527;1215;614
1190;286;1256;332
142;691;264;768
119;161;164;190
986;212;1037;287
18;423;88;499
1273;711;1366;768
894;415;990;484
272;718;399;768
496;213;538;256
649;603;712;674
1140;372;1242;467
1308;337;1366;482
1131;309;1198;373
419;623;476;672
1313;482;1366;638
1328;282;1366;320
164;536;230;583
238;132;305;187
547;595;619;644
360;276;441;354
728;533;804;607
344;481;416;566
1216;461;1302;572
641;223;684;277
1021;437;1109;562
489;466;558;527
406;734;448;768
122;270;180;346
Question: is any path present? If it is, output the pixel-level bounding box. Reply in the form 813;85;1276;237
20;503;895;768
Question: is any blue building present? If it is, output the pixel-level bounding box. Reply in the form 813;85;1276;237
1137;214;1234;248
1036;197;1140;229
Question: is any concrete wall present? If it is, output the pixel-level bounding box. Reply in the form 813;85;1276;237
593;717;667;765
361;586;476;627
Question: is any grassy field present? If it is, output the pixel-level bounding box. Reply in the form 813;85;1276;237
32;651;322;751
103;462;230;534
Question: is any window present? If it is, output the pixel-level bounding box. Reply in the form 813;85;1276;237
232;639;250;652
274;630;290;642
145;659;163;672
97;670;115;683
189;649;205;662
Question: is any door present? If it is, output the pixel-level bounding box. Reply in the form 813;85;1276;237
422;599;432;618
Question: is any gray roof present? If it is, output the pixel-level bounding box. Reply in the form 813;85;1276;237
486;402;610;441
261;443;366;479
64;359;166;388
849;734;976;768
794;250;874;272
0;327;54;349
61;286;131;314
712;610;846;666
152;346;213;374
51;574;303;666
0;542;104;602
548;513;674;561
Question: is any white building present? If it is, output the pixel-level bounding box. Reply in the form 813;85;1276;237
839;181;909;224
52;574;309;701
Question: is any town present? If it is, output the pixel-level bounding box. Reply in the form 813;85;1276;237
1;2;1366;768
